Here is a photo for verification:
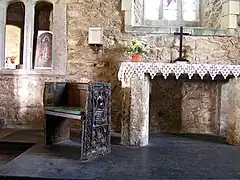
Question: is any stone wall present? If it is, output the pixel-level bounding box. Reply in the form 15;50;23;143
150;77;182;133
150;77;227;135
66;0;127;132
65;0;240;133
220;83;229;135
181;81;221;134
0;76;44;129
0;75;66;129
1;0;239;135
203;0;222;28
227;78;240;145
137;35;240;65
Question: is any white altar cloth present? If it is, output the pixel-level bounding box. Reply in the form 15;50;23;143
118;62;240;87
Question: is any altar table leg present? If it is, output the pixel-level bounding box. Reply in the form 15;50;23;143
121;74;150;146
44;115;70;145
227;78;240;145
121;88;131;146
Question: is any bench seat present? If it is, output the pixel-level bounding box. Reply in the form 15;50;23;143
44;106;84;120
44;82;111;160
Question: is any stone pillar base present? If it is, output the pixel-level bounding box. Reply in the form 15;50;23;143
227;78;240;145
121;74;150;146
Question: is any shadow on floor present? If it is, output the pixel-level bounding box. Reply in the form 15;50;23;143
1;130;240;179
0;142;34;167
163;132;228;144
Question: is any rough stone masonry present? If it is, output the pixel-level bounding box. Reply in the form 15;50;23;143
2;0;240;145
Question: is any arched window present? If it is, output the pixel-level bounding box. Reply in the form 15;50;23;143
34;2;53;31
5;25;21;66
5;2;25;68
33;2;53;68
0;0;67;73
144;0;200;26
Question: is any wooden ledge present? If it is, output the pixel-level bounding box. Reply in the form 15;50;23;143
45;110;83;120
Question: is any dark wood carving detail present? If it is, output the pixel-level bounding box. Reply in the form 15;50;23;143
81;83;111;160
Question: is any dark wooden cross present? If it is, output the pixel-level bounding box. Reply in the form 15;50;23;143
171;26;191;63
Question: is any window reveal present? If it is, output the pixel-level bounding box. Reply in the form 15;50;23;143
144;0;200;26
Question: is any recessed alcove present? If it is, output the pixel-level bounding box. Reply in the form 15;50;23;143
149;74;229;136
33;2;53;67
150;76;182;133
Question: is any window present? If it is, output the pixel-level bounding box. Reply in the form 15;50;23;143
0;1;67;74
33;2;53;69
5;2;25;69
5;25;22;67
144;0;200;27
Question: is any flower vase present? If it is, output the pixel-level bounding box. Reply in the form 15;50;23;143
131;53;142;62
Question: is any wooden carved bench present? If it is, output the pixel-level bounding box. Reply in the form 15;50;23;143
43;82;111;160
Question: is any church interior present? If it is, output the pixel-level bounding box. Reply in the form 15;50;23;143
1;0;240;179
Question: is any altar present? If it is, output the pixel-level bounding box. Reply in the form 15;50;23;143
118;62;240;146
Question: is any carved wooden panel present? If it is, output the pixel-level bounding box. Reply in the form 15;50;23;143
81;83;111;160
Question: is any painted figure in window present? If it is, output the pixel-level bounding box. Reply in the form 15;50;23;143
34;31;52;69
166;0;176;7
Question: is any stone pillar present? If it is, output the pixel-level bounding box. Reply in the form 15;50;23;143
52;4;67;75
0;3;7;69
220;83;229;135
227;78;240;145
121;74;150;146
221;0;240;29
121;0;135;26
121;87;131;145
133;0;144;25
23;0;35;69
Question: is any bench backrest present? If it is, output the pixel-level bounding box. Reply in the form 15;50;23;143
44;82;68;106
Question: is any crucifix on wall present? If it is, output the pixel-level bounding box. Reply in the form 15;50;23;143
171;26;191;63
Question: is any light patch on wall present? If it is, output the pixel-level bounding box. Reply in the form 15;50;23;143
183;0;198;21
144;0;160;20
5;25;21;65
144;0;199;21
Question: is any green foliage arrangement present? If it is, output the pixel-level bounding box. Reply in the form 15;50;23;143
127;41;148;55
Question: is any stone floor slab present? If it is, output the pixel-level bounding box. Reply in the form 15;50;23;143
0;131;240;179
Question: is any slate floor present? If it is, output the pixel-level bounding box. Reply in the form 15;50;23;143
0;130;240;179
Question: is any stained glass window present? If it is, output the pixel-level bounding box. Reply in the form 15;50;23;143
144;0;200;25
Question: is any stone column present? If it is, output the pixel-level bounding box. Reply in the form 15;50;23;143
227;78;240;145
121;0;135;26
0;3;7;69
220;83;229;135
121;74;150;146
121;87;131;145
221;0;240;29
134;0;144;25
52;4;67;75
23;0;35;69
